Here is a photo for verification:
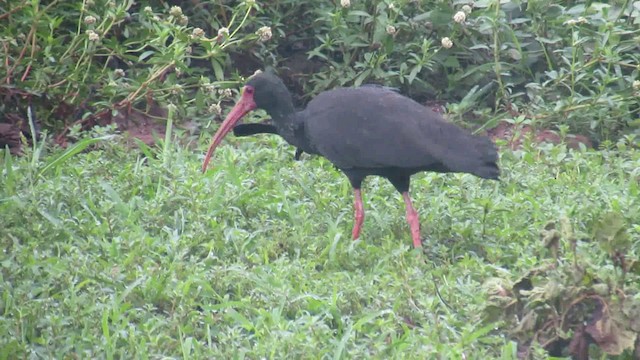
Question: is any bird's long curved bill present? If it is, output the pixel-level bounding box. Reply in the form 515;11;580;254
202;92;256;172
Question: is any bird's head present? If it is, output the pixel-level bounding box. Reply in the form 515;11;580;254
201;71;291;172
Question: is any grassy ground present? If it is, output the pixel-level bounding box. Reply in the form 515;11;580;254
1;133;639;359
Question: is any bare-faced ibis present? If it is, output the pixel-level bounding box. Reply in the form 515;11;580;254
203;72;499;248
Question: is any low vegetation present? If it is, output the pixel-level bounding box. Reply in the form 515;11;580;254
2;0;640;358
1;132;639;358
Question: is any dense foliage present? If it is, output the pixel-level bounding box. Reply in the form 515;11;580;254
1;0;639;141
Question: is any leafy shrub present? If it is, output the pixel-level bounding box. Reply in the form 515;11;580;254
1;0;639;142
258;0;640;140
0;0;268;134
484;212;640;359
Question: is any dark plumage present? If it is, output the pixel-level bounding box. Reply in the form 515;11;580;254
233;122;279;137
203;72;499;248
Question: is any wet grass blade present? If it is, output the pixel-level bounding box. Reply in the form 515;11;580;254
38;135;115;177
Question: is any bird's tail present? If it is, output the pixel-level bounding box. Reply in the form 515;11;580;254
443;133;500;180
468;135;500;180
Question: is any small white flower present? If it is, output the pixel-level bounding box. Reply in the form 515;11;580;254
171;84;183;95
565;19;577;26
577;16;587;24
143;6;152;14
209;103;222;115
86;30;100;42
218;27;229;38
256;26;272;41
462;5;472;14
178;15;188;26
341;0;351;8
114;69;125;77
453;11;466;23
633;80;640;90
203;83;216;93
388;3;396;10
441;37;453;49
84;15;97;25
386;25;396;35
169;6;182;17
191;28;205;39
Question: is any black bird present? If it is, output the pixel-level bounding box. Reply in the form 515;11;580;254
203;72;499;248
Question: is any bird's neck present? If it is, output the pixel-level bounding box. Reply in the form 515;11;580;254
262;87;314;154
265;99;300;147
268;103;295;124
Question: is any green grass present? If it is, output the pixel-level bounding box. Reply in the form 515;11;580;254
1;134;639;359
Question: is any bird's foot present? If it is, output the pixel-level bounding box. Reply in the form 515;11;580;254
351;227;361;241
411;234;422;248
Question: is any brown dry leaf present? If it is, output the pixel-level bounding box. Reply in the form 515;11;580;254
0;123;23;154
586;303;637;355
568;324;590;360
513;311;538;335
622;298;640;332
541;228;561;259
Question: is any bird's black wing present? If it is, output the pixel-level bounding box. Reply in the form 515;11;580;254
302;87;498;178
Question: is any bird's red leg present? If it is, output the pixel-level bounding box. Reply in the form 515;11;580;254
352;188;365;240
402;192;422;248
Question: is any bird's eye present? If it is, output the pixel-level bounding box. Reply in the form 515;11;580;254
244;86;255;95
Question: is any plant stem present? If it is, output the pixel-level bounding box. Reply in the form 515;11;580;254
492;0;505;110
